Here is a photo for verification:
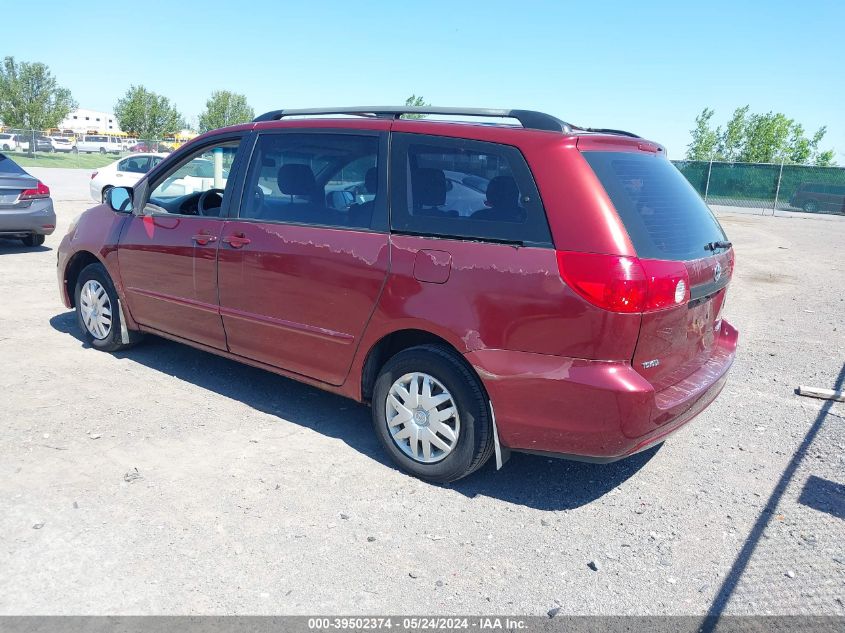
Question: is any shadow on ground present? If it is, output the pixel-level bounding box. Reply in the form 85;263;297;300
702;362;845;629
50;310;657;510
0;237;50;254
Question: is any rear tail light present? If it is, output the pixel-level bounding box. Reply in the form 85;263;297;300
19;181;50;200
557;251;690;313
91;171;98;180
639;258;691;311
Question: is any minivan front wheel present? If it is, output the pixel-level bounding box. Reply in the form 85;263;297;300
372;345;494;482
74;263;141;352
802;199;819;212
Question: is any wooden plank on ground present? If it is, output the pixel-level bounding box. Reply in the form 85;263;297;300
796;386;845;402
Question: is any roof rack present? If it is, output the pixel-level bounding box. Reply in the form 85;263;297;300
253;106;574;133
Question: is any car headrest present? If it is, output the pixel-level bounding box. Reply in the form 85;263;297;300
412;168;447;207
364;167;378;194
277;164;317;196
485;175;519;208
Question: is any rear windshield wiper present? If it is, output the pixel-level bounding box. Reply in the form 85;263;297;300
705;240;732;252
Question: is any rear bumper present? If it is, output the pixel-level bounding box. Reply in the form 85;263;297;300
0;199;56;236
89;180;102;202
466;319;738;461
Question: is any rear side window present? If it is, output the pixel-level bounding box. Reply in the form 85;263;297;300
583;151;726;261
0;153;26;174
118;156;151;173
391;133;551;246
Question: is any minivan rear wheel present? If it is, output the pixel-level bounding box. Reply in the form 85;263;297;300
74;263;142;352
371;345;494;482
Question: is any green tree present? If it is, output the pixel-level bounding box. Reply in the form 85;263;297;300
198;90;254;133
402;94;430;119
814;149;835;167
786;123;811;164
686;108;720;160
717;105;749;162
740;111;792;163
0;56;76;130
690;105;835;165
114;85;183;141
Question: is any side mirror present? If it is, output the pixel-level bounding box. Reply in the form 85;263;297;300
108;186;133;213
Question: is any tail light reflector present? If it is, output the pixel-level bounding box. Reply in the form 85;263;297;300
20;181;50;200
557;251;690;313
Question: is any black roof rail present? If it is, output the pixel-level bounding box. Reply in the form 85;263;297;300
253;106;574;133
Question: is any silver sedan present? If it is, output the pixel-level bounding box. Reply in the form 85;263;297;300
0;152;56;247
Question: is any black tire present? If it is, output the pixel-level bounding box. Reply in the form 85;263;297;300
101;186;113;204
99;147;106;154
371;344;494;483
74;262;142;352
803;199;819;213
2;144;9;151
21;234;45;247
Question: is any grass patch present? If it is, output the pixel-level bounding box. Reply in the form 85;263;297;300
8;151;125;170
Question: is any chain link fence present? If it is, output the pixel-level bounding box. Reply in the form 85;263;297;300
673;159;845;215
0;127;187;169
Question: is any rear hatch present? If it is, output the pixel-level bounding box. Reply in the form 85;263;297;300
581;148;734;400
0;153;38;208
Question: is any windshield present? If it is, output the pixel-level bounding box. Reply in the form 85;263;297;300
583;151;727;261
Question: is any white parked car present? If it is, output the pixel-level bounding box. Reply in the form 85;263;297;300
50;136;76;153
0;133;29;151
0;133;17;151
77;134;124;154
89;153;167;202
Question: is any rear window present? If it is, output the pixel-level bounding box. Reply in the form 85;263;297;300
583;151;726;261
0;153;26;174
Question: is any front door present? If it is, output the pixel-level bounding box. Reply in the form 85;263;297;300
118;137;246;349
216;128;391;385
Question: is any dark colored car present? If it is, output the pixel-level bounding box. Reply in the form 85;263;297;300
790;182;845;214
33;136;54;152
57;106;737;482
0;152;56;246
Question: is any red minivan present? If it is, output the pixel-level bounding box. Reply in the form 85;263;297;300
57;107;738;482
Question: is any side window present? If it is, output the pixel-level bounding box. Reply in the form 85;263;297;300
239;132;382;230
118;156;151;174
146;140;241;216
390;134;551;246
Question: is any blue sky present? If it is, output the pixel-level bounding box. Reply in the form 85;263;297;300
7;0;845;160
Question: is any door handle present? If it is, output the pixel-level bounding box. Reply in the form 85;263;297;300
191;233;218;246
222;233;251;248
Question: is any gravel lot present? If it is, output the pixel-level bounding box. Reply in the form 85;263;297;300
1;168;843;616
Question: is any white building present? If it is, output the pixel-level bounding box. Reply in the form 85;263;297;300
59;108;122;134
